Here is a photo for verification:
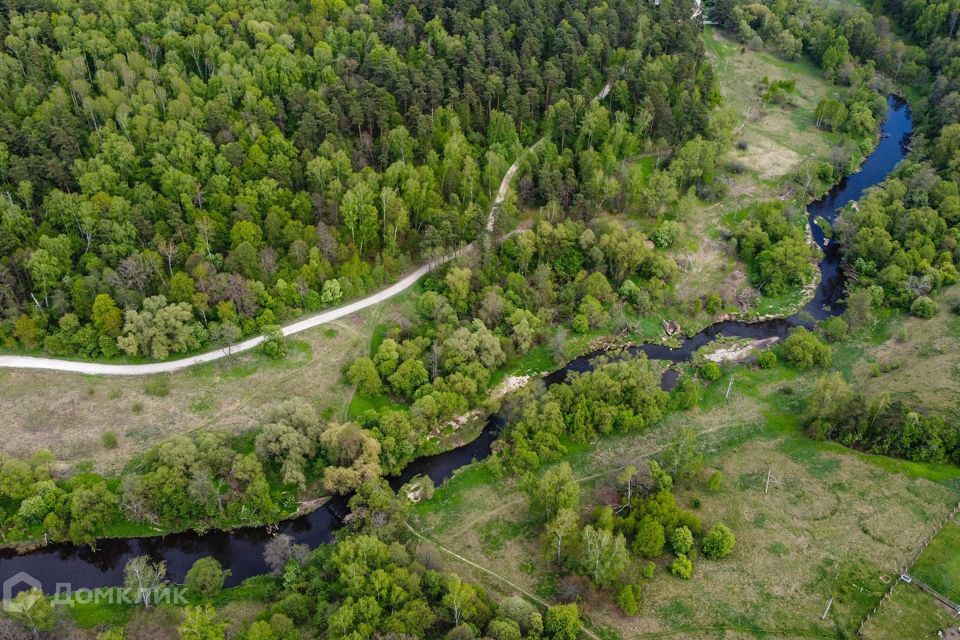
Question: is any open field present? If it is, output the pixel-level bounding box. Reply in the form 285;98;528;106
704;28;840;182
912;516;960;603
412;364;960;639
845;286;960;416
0;294;414;473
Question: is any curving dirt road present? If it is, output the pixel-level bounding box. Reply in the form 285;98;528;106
0;64;622;376
0;252;464;375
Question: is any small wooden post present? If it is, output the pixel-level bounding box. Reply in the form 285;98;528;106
821;597;833;621
725;376;734;400
764;467;772;494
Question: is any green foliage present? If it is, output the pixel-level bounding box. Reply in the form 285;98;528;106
819;316;849;343
617;584;643;616
706;471;724;493
261;327;288;360
760;77;797;105
836;162;959;311
732;201;816;296
347;358;382;395
702;523;737;559
117;296;205;360
633;516;667;559
780;327;831;369
5;588;55;636
698;361;722;382
101;432;119;450
580;524;629;587
524;463;580;522
487;618;522;640
178;605;227;640
845;288;878;332
670;376;701;410
642;561;656;579
69;483;119;546
669;554;694;579
498;597;543;637
756;349;778;369
185;557;231;601
804;373;960;465
0;0;716;364
660;427;703;483
143;376;170;397
572;314;590;334
502;359;667;473
544;604;582;640
911;296;939;318
670;526;694;555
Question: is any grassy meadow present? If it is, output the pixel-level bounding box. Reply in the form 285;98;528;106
0;295;408;474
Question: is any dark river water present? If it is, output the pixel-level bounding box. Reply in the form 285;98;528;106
0;97;912;594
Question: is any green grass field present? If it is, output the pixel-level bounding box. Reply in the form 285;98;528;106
912;517;960;603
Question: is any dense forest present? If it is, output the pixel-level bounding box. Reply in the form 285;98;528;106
0;0;716;359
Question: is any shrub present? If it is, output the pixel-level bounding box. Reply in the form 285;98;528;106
702;523;736;559
670;376;700;410
632;516;665;559
910;296;938;318
705;294;723;315
261;325;287;359
756;349;778;368
617;584;642;616
698;361;722;382
571;314;589;334
670;526;694;555
781;327;831;369
651;220;684;249
819;316;849;342
347;357;382;394
101;432;119;450
544;604;581;640
669;554;693;579
706;471;723;493
487;618;522;640
184;557;231;600
641;561;655;579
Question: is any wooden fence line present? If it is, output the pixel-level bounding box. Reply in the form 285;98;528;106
856;501;960;637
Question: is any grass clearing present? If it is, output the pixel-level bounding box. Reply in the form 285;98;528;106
663;28;842;313
0;304;403;474
705;28;839;182
849;286;960;416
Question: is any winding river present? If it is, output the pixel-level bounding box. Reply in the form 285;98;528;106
0;97;912;594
